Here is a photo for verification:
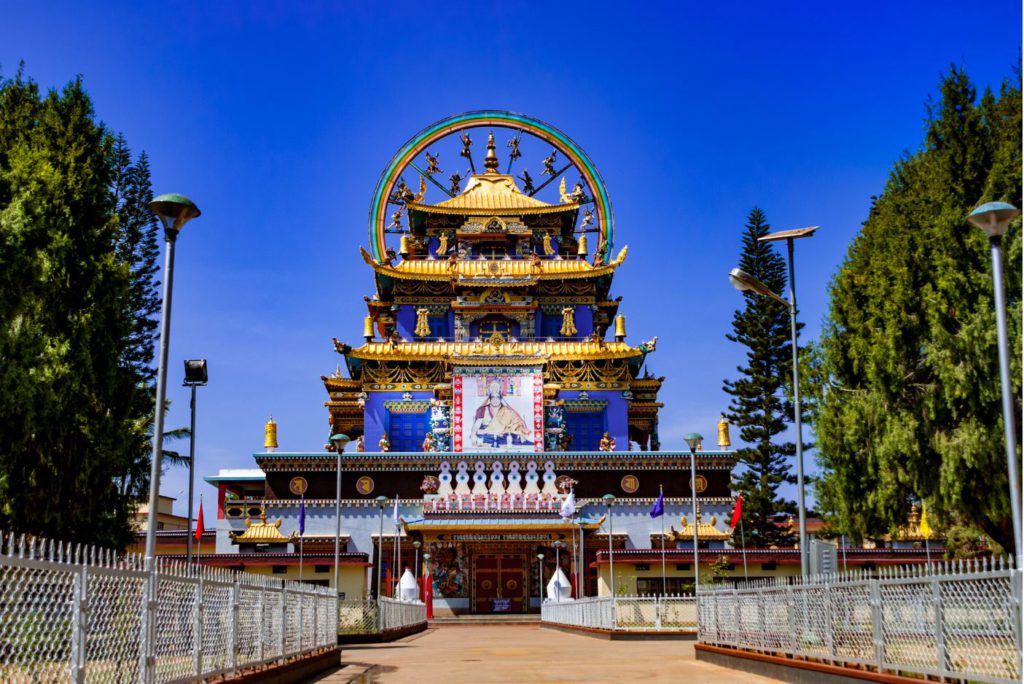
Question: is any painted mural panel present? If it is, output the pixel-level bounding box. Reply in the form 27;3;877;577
453;367;543;452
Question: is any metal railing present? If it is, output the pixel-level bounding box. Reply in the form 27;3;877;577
698;558;1022;684
541;595;697;631
337;598;379;634
337;597;426;635
378;596;427;632
0;531;337;683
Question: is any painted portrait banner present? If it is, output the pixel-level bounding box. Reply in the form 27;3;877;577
452;367;543;453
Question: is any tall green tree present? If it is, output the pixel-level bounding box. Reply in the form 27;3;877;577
0;67;161;548
811;66;1022;552
723;208;800;548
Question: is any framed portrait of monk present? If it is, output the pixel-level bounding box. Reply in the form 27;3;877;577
452;367;543;453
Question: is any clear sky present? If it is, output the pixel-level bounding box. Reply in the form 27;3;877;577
2;2;1020;515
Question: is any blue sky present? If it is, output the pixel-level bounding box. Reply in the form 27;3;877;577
2;2;1020;514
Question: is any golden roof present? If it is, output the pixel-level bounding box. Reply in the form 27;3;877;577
230;512;296;544
407;173;577;215
674;504;733;541
359;246;627;282
342;339;643;363
890;504;938;541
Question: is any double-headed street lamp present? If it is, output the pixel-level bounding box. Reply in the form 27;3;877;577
967;202;1022;568
330;433;351;595
143;195;201;569
729;225;816;577
183;359;207;567
683;434;703;587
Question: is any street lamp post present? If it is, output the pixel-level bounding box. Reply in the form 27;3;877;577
143;195;200;570
537;553;545;603
602;494;615;598
330;433;351;595
183;360;207;567
967;202;1022;568
413;541;421;582
684;434;703;587
729;249;812;577
375;496;388;604
553;541;565;600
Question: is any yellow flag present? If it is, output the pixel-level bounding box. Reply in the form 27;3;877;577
919;502;931;538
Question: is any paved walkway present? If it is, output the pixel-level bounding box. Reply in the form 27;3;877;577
312;625;781;683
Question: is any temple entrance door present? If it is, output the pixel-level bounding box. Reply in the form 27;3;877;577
474;554;526;613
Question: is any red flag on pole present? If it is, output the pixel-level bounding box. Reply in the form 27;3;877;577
729;494;743;530
425;568;434;620
194;500;206;542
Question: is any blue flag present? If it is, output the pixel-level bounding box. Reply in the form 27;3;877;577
299;495;306;534
649;489;664;518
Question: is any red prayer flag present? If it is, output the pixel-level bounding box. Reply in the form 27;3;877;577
729;494;743;530
194;501;206;542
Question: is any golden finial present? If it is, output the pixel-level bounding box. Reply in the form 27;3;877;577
483;131;499;172
414;308;431;337
363;315;374;341
614;313;627;341
577;234;588;257
264;416;278;451
399;234;411;257
717;413;731;449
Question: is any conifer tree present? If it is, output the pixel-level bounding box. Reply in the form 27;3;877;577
723;208;800;548
813;66;1021;552
0;68;162;548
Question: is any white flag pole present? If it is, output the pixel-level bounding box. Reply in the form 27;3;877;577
660;485;666;595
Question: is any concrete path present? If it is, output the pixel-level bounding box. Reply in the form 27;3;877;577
312;625;782;683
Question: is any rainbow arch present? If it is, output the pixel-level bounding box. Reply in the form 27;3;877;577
368;110;614;263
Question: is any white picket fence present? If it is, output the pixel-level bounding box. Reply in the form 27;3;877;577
541;595;697;631
0;531;337;683
698;558;1022;684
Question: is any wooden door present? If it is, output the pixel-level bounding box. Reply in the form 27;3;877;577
474;554;526;613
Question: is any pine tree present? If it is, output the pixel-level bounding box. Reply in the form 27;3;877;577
813;66;1021;552
0;68;164;548
723;208;800;548
110;137;162;501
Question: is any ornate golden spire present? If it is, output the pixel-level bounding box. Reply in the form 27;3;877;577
483;131;499;172
577;234;588;257
363;315;374;341
264;416;278;451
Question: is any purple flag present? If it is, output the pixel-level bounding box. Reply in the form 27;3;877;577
299;495;306;534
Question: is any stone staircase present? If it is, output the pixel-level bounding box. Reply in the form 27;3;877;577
430;613;541;625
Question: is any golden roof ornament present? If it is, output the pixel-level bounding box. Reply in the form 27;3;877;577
483;131;499;172
230;510;296;544
677;502;732;541
717;413;731;449
399;234;411;257
577;234;588;257
614;313;627;342
893;503;937;541
264;416;278;451
363;315;374;341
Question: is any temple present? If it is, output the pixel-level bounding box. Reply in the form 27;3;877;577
190;112;937;613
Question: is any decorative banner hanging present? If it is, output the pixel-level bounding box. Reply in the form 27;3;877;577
453;367;544;453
